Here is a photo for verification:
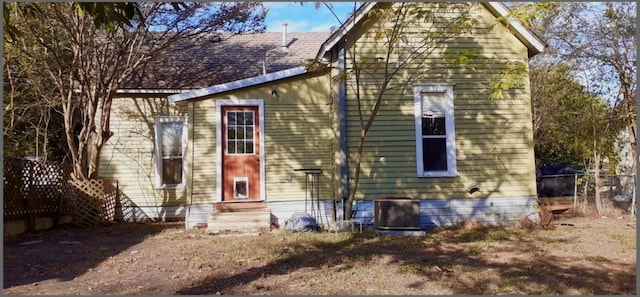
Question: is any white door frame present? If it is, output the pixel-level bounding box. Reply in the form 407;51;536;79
215;99;266;202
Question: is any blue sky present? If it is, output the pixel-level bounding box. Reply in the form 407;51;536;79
263;2;360;32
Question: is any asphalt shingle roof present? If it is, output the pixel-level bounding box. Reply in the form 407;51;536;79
124;32;330;90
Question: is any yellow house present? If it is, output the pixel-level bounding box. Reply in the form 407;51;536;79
100;2;545;231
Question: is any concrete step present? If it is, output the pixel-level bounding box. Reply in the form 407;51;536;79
206;208;271;234
214;201;268;212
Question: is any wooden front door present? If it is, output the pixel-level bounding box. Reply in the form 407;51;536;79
221;106;261;201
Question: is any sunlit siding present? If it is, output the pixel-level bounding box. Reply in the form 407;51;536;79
99;96;188;210
185;73;336;204
341;2;537;200
189;99;218;204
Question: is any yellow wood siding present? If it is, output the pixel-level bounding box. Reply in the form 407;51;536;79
99;96;188;208
189;99;218;203
184;73;335;203
341;2;537;200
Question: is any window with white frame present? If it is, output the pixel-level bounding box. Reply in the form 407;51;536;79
414;84;457;177
155;116;187;188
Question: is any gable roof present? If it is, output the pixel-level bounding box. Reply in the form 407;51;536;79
169;2;546;103
120;31;330;91
315;2;546;61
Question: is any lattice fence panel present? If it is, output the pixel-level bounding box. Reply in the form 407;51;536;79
3;159;29;220
102;179;118;222
3;159;73;222
68;179;117;228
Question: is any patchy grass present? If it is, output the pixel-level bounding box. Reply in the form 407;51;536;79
3;216;636;295
610;232;636;251
587;255;610;263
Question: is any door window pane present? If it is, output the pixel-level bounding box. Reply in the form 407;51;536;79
227;112;236;126
237;140;245;154
227;140;236;154
245;140;254;154
227;127;236;139
225;110;256;155
237;127;245;139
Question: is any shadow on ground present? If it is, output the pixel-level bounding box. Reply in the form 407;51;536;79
3;222;177;288
173;226;636;295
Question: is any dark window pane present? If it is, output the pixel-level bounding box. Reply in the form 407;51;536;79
422;117;446;135
237;140;245;154
422;137;447;171
237;127;245;139
237;112;245;125
227;140;236;154
246;140;254;154
227;127;236;140
245;112;254;125
227;112;236;126
163;159;183;185
246;127;253;140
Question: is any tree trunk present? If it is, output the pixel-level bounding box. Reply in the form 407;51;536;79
593;151;603;215
344;132;366;220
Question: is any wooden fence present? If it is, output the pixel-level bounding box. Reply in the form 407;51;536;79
3;158;117;232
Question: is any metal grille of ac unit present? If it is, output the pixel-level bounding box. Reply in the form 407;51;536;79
374;199;421;230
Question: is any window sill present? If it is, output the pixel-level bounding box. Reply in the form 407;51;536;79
418;172;458;178
155;184;186;190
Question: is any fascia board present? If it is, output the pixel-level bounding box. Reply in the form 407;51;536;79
314;2;378;61
486;2;546;55
167;66;307;103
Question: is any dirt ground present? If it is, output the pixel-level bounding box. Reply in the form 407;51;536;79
3;214;637;295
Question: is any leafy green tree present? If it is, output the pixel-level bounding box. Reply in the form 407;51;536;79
4;2;266;180
521;2;635;214
531;64;617;169
3;8;70;161
526;2;636;168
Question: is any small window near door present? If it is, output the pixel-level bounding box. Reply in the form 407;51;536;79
414;84;457;177
155;116;187;188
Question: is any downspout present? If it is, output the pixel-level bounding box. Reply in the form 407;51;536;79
185;101;194;229
337;40;349;219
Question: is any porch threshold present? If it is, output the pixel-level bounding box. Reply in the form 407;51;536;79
213;201;268;212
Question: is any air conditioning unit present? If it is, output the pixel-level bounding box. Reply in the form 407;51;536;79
374;199;421;230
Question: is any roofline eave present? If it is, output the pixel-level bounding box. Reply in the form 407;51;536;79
314;2;378;62
315;2;546;61
167;66;308;103
485;2;546;56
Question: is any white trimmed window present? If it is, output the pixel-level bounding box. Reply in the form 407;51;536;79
154;116;187;188
414;84;457;177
